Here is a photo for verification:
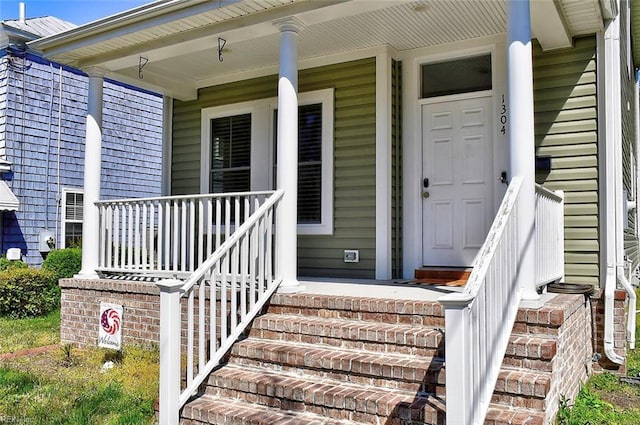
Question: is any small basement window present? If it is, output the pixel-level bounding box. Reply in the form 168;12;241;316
421;54;492;99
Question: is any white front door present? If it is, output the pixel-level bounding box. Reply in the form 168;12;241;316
422;96;494;267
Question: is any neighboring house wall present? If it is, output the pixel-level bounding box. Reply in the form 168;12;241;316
533;36;599;286
0;54;7;158
620;0;640;271
172;58;377;279
1;51;163;266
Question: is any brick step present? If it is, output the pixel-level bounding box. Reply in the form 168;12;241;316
229;337;444;393
204;364;446;425
249;313;444;357
228;338;551;404
182;392;546;425
249;312;557;366
182;394;359;425
268;293;571;336
269;293;445;327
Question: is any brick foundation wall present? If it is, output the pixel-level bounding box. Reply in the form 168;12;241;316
543;294;593;421
591;289;628;374
60;278;161;347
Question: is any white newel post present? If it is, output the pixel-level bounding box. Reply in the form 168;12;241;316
507;0;538;301
275;18;301;290
440;294;474;425
156;279;183;425
76;68;104;279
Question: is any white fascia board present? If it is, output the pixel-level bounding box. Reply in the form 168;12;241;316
34;0;347;64
29;0;217;52
531;0;572;51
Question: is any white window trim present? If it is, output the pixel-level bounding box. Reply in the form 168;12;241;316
61;187;83;249
200;88;334;235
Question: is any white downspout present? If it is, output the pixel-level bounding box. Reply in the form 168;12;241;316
601;2;634;364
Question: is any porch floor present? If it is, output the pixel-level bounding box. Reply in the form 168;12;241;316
295;277;559;307
295;277;465;301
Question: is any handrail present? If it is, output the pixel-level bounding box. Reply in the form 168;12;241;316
96;191;276;275
156;190;283;424
535;184;565;286
439;176;524;425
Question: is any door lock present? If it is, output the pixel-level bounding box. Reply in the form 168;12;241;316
423;178;429;188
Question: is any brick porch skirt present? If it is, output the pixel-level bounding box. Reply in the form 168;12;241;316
58;278;628;378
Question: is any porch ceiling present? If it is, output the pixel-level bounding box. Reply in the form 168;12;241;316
30;0;607;100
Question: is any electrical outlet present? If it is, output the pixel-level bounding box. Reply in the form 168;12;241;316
344;249;359;263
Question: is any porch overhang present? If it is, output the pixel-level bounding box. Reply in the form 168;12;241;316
29;0;610;101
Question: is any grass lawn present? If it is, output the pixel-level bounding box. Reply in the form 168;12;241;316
0;310;159;424
0;308;60;353
556;289;640;424
0;344;159;424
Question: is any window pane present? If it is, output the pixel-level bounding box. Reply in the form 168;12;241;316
273;104;323;224
298;163;321;223
65;223;82;248
65;192;83;221
210;113;251;193
421;55;492;99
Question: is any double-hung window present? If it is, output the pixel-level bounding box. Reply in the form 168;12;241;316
61;189;83;248
201;88;333;235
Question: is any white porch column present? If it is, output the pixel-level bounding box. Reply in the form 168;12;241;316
76;68;104;279
275;18;301;290
507;0;538;300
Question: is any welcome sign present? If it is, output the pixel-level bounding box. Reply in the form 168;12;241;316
98;302;123;350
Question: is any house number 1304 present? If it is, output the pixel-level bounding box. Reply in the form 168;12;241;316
500;94;507;135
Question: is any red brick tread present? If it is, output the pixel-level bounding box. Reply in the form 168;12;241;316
270;293;444;319
182;394;359;425
205;364;445;422
250;313;444;356
229;337;444;392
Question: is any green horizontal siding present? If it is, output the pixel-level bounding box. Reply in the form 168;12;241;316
534;36;599;285
621;0;640;271
171;58;377;279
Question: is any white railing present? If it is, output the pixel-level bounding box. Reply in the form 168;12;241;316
439;177;524;425
96;191;275;276
156;189;283;424
535;184;564;286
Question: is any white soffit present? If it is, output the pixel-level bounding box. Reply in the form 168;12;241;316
559;0;604;36
30;0;607;99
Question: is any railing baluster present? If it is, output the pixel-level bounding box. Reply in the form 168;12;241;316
189;199;195;272
142;204;148;270
187;287;194;388
106;206;113;269
198;199;204;267
181;199;188;273
199;278;205;375
127;204;134;268
173;201;179;272
149;203;155;270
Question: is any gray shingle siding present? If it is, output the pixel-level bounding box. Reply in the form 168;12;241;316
1;51;163;266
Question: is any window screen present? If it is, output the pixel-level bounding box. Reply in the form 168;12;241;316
421;54;492;99
274;103;323;224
